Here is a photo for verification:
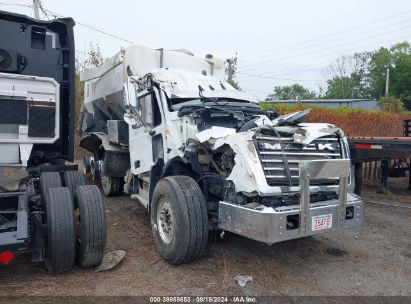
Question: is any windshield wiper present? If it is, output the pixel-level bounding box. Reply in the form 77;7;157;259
197;85;249;121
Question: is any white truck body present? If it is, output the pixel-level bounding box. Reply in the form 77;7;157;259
80;44;364;262
0;73;60;166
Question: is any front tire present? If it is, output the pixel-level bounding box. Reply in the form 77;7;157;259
151;176;208;264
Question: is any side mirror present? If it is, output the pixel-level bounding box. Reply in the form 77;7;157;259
123;82;139;108
123;84;129;106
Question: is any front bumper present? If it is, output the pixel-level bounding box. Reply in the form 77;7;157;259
218;193;364;244
218;159;364;244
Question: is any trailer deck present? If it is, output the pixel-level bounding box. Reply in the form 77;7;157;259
349;135;411;195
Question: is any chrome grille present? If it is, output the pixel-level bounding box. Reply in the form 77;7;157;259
255;134;342;186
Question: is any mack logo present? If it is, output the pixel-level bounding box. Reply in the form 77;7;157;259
317;143;338;151
260;142;339;151
260;143;282;150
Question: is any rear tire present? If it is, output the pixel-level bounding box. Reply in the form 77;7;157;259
150;176;208;264
75;185;106;268
40;172;62;204
45;187;76;274
63;170;85;198
101;175;122;196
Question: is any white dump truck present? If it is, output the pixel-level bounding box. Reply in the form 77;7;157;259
79;44;364;264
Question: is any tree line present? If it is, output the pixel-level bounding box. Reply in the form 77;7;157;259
263;41;411;111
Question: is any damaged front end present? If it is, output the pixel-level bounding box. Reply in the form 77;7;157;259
192;109;364;244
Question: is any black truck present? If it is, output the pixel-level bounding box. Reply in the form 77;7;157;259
0;10;106;273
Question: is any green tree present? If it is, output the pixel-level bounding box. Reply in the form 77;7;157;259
368;46;392;98
324;54;372;99
379;96;404;113
323;41;411;103
76;42;106;73
387;42;411;99
265;84;317;100
367;42;411;99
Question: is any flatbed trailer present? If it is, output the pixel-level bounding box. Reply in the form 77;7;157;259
349;135;411;195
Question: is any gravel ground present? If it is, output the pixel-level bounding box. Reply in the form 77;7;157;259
0;178;410;297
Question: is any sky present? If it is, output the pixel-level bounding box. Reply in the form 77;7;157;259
1;0;411;99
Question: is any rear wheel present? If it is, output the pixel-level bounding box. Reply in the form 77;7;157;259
63;170;85;198
44;187;76;273
75;185;106;268
151;176;208;264
40;172;62;203
101;175;122;196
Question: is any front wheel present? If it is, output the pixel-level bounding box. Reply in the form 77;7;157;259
150;176;208;264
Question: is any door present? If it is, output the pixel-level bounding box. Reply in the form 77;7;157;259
126;84;164;175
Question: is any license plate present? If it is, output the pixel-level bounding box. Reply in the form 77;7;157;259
312;214;332;231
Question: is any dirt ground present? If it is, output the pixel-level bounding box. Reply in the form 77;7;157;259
1;175;410;297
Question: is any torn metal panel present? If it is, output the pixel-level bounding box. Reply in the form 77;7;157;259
272;109;311;126
196;126;236;143
213;131;263;194
293;123;340;145
205;122;348;195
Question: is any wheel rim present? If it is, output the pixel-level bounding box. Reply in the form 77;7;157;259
90;159;102;181
157;198;174;244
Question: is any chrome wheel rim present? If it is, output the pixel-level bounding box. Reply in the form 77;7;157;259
157;198;174;244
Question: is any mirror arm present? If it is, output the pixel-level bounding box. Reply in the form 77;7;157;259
126;105;147;128
129;77;153;91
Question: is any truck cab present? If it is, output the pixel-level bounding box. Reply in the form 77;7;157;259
0;10;106;273
79;44;364;264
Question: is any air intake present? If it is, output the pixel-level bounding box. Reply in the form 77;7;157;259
0;49;23;73
0;49;12;70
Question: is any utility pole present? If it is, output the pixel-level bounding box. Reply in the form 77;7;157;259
33;0;40;19
385;67;390;97
227;59;233;83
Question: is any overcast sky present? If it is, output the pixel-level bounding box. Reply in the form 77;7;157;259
2;0;411;99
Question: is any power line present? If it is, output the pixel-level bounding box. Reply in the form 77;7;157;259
238;33;411;78
0;2;31;8
242;88;273;96
240;24;411;72
240;18;411;67
43;8;134;44
0;2;134;44
237;72;321;82
240;9;411;60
